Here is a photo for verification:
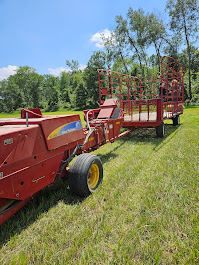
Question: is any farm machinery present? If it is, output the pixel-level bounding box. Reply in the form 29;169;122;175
0;56;186;226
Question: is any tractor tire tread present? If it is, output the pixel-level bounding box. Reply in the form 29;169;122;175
69;153;103;197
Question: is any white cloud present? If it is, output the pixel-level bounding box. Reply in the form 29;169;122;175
79;64;87;71
0;65;18;81
48;67;71;76
48;64;87;76
90;29;113;48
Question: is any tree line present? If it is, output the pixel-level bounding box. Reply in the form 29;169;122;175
0;0;199;113
0;53;108;112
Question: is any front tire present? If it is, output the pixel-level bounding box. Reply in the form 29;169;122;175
172;115;180;126
156;122;165;138
68;153;103;197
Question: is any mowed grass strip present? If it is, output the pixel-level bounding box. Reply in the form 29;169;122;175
0;109;84;119
0;107;198;264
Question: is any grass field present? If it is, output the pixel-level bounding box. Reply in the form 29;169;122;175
0;109;84;119
0;107;198;264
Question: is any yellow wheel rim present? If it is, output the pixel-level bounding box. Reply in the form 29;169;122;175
88;164;99;189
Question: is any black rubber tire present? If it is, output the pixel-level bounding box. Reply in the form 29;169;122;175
68;153;103;197
156;122;165;138
172;115;180;126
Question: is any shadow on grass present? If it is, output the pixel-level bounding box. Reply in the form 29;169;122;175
128;123;181;143
97;140;127;164
0;151;124;246
96;123;182;162
153;124;183;152
0;180;84;248
0;123;182;247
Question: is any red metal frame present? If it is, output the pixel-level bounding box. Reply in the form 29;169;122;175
160;56;186;117
97;56;186;128
0;57;186;226
0;99;126;226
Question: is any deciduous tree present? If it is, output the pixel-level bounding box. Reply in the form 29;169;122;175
84;51;107;107
166;0;199;99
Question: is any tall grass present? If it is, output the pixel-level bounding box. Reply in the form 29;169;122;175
0;107;198;264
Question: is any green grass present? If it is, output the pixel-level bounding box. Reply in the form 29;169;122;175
0;109;86;126
0;110;21;118
0;109;84;119
0;107;198;264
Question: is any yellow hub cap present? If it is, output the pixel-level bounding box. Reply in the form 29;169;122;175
88;164;99;189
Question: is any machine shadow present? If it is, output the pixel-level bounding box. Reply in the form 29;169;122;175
0;124;181;247
0;180;84;247
97;141;126;164
0;154;121;245
118;123;182;147
96;123;182;161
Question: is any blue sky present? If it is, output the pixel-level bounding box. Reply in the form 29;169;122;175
0;0;168;80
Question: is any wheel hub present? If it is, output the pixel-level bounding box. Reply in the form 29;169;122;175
88;164;99;189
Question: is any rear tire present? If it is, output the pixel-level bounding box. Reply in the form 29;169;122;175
156;122;165;138
68;153;103;197
172;115;180;126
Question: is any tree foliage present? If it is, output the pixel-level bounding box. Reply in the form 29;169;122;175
83;51;107;106
166;0;199;99
0;3;199;113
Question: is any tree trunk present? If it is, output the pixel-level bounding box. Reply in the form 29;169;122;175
154;42;161;73
119;50;129;74
188;49;192;100
183;14;192;99
144;55;149;77
127;34;144;76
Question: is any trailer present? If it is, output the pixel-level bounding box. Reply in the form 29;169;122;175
98;56;186;137
0;56;185;226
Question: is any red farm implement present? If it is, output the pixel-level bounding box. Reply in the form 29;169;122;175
98;56;186;137
0;56;185;226
0;98;130;225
